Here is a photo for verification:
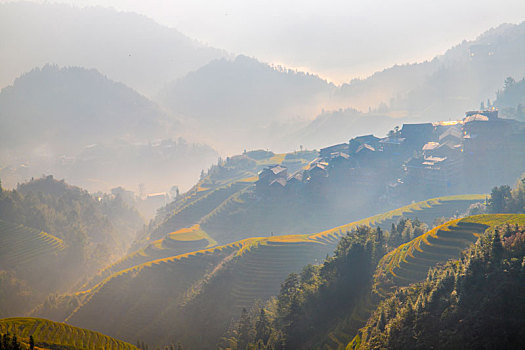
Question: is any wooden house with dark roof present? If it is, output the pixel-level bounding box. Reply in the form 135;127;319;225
401;123;435;147
256;164;288;195
379;137;406;154
267;177;287;196
286;171;305;193
307;162;328;181
320;143;349;159
349;134;380;153
438;126;463;144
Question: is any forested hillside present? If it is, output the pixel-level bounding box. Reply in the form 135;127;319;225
0;176;143;318
358;218;525;349
50;195;478;348
224;215;524;349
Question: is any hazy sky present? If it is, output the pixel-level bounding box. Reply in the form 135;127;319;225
6;0;525;83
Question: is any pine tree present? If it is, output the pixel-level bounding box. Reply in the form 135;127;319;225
255;308;271;345
29;335;35;350
3;333;10;350
11;335;20;350
492;229;503;260
238;308;254;350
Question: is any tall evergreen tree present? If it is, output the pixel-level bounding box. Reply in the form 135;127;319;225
237;308;254;350
255;308;271;346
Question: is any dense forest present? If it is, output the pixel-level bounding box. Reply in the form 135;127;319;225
221;219;428;349
358;223;525;349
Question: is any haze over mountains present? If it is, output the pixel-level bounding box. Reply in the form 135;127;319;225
2;3;525;349
1;3;525;201
0;65;217;194
0;2;228;96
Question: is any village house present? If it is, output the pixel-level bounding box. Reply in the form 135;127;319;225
348;134;380;153
379;137;406;155
400;123;435;148
320;143;349;159
256;164;288;195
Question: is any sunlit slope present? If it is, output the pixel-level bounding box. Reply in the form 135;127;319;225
150;182;251;240
0;317;137;350
85;194;483;293
83;224;217;290
230;239;329;309
67;234;330;347
65;195;483;347
66;243;239;344
375;214;525;291
146;151;315;244
0;219;64;267
310;194;485;243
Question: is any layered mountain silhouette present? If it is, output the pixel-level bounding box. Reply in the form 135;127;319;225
0;2;228;95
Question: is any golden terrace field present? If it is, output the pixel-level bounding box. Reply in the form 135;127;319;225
375;214;525;292
0;317;138;350
60;195;485;348
75;194;485;315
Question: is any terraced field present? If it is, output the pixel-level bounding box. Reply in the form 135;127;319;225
66;194;485;348
0;219;64;267
309;194;485;243
148;151;316;243
375;214;525;291
150;182;251;240
230;240;331;310
83;224;218;290
82;194;484;297
0;317;137;350
345;214;525;350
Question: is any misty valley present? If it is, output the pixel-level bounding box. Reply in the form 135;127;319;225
1;2;525;350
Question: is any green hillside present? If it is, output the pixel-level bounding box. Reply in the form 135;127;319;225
60;194;482;348
375;214;525;292
0;176;144;318
347;214;525;350
146;151;316;244
224;214;524;350
355;216;525;349
82;194;483;296
0;317;138;350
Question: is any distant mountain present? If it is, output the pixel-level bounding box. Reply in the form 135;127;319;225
0;65;172;154
0;65;218;193
283;108;415;151
291;22;525;149
387;22;525;119
160;55;334;124
0;2;228;95
158;55;335;151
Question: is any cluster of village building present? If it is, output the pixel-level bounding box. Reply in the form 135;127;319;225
256;109;525;198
